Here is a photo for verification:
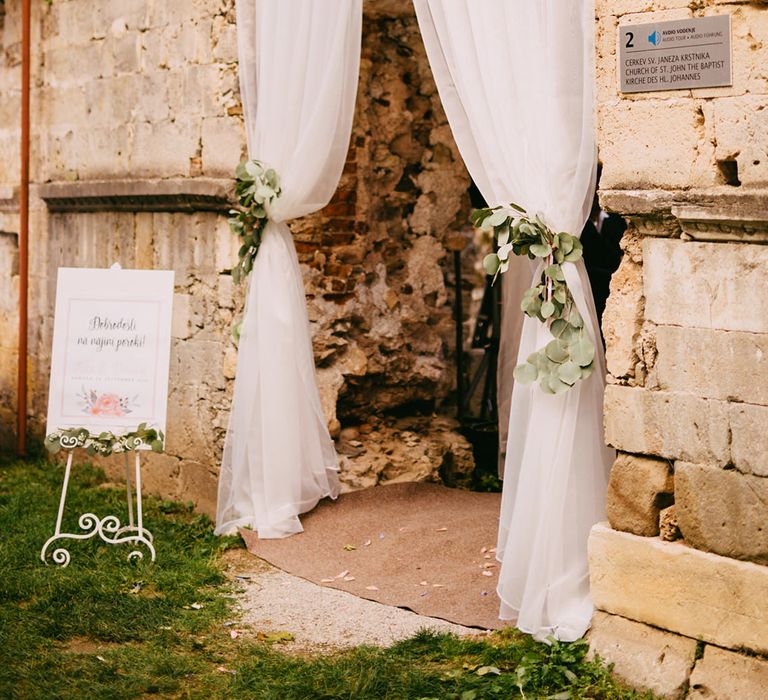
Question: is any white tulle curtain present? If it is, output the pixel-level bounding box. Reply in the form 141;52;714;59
415;0;614;640
215;0;362;538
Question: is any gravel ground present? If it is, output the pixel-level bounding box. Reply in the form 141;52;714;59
223;550;480;653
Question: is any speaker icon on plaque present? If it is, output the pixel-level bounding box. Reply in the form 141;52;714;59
648;30;661;46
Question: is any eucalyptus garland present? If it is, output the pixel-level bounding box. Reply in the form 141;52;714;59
44;423;164;456
472;204;595;395
228;159;281;285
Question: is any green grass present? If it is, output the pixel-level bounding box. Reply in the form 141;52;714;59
0;457;652;700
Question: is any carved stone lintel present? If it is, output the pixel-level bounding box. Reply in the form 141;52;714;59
39;178;234;213
600;188;768;245
672;205;768;244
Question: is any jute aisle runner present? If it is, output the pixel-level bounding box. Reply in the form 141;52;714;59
240;482;509;630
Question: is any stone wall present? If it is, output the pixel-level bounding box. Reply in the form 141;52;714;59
0;0;476;509
592;0;768;697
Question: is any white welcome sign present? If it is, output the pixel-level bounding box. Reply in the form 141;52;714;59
46;267;174;437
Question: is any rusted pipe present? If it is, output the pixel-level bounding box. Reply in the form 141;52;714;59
17;0;31;456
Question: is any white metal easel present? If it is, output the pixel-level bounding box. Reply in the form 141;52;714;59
40;446;155;567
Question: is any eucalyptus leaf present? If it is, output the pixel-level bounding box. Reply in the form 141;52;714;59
483;254;501;276
564;247;583;263
545;339;569;363
497;243;514;261
557;361;582;385
513;362;538;384
530;242;552;258
550;318;568;338
235;161;249;179
572;335;596;367
548;374;571;394
487;209;510;227
541;300;555;319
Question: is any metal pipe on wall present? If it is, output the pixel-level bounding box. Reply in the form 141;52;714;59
17;0;31;456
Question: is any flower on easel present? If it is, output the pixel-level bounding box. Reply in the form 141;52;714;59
78;388;137;417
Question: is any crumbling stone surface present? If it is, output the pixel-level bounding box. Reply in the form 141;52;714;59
336;415;475;493
659;505;681;543
606;453;673;537
297;7;472;420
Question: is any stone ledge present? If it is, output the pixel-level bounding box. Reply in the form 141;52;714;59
38;178;234;213
600;188;768;244
589;523;768;655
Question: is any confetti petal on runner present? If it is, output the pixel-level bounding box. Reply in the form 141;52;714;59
420;591;429;597
480;546;488;554
482;570;494;577
483;562;497;568
379;533;385;539
365;585;379;591
432;583;445;588
343;576;355;581
363;539;372;547
320;578;334;583
336;570;350;579
399;527;406;532
343;544;356;551
436;527;448;532
420;580;428;586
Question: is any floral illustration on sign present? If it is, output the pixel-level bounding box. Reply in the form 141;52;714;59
78;388;137;417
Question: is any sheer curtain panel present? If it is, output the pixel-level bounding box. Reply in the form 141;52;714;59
415;0;614;640
215;0;362;538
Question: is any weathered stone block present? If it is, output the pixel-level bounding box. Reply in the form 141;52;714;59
588;611;696;700
172;293;192;340
201;116;245;177
730;402;768;477
689;645;768;700
651;325;768;405
211;17;238;63
599;97;717;191
606;453;673;537
589;522;768;655
177;461;218;518
644;238;768;333
131;120;200;178
714;96;768;187
675;461;768;564
604;385;730;464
